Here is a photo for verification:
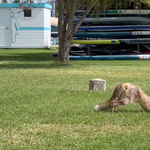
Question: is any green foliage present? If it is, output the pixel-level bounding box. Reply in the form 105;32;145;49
141;0;150;6
1;49;150;149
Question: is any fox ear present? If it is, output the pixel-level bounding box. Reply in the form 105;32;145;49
94;105;100;112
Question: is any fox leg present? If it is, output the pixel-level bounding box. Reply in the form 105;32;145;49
111;97;133;112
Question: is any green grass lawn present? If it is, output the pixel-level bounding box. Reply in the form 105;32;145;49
0;48;150;150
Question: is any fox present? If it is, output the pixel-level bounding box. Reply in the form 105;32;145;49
94;83;150;112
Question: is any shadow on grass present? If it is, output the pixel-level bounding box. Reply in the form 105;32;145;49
0;52;56;62
0;50;76;69
94;108;146;113
103;109;146;113
0;61;74;69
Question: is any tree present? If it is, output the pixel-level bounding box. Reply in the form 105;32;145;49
57;0;150;63
57;0;113;62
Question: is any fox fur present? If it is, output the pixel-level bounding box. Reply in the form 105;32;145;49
94;83;150;112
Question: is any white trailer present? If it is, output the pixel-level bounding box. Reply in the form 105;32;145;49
0;3;52;48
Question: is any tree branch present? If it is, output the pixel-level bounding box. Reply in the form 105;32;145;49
64;0;72;30
76;0;87;10
73;0;98;36
64;0;78;41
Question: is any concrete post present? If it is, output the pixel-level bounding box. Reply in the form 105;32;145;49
89;79;106;91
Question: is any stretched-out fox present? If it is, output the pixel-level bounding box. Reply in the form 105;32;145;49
94;83;150;112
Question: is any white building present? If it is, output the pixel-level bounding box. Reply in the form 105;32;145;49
0;3;52;48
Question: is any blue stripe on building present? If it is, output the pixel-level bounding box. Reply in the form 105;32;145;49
0;3;52;9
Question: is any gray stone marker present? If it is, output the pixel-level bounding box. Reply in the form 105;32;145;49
89;79;106;91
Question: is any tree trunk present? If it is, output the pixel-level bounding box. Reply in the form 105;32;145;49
57;0;77;63
57;38;71;62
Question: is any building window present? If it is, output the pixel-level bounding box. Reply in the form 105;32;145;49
24;10;31;17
